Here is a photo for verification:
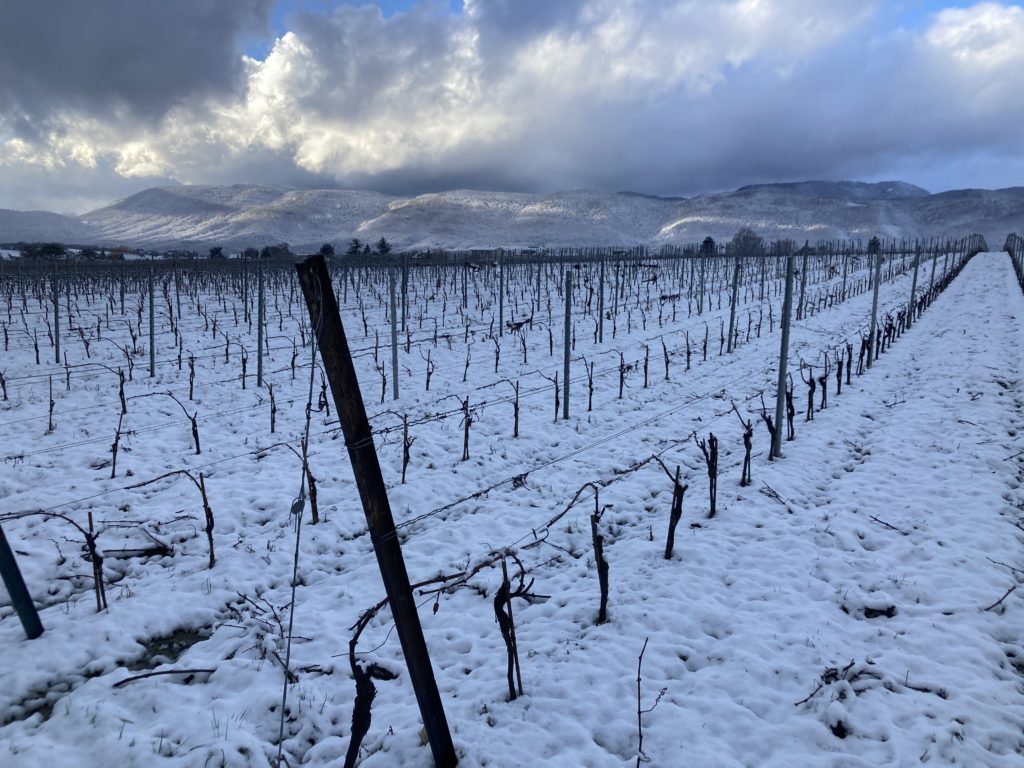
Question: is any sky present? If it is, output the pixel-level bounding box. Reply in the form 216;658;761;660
0;0;1022;214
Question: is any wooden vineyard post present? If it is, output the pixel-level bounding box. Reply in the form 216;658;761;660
53;262;60;365
772;252;795;459
612;262;620;326
535;260;542;314
390;266;400;401
243;254;250;323
698;256;705;314
726;252;741;353
867;249;882;369
563;269;571;420
0;523;44;639
841;252;849;302
929;245;938;293
401;253;409;334
149;264;156;378
295;255;457;768
907;243;921;330
174;256;181;318
257;256;265;387
598;255;605;344
759;252;766;302
498;251;505;336
797;248;808;321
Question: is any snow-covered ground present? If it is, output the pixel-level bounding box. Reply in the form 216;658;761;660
1;251;1022;766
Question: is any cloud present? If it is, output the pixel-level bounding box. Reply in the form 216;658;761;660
0;0;272;126
925;1;1024;67
1;0;1022;214
176;0;879;184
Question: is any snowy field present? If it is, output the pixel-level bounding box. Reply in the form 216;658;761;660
2;249;1023;767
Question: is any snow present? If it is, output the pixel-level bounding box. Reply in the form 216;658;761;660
1;251;1023;766
4;182;1022;251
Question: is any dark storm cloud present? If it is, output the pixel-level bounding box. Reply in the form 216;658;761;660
2;0;1023;215
375;1;1023;198
0;0;273;123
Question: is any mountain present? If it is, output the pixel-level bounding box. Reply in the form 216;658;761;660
2;181;1021;251
0;209;99;244
734;180;931;200
657;183;1023;248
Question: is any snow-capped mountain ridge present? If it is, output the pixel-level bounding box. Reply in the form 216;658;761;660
1;181;1021;250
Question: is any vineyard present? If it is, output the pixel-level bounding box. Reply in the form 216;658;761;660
2;236;1024;767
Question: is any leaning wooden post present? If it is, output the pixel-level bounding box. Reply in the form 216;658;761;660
295;255;457;768
772;252;795;459
563;269;571;420
390;266;400;401
0;523;44;639
726;251;741;353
